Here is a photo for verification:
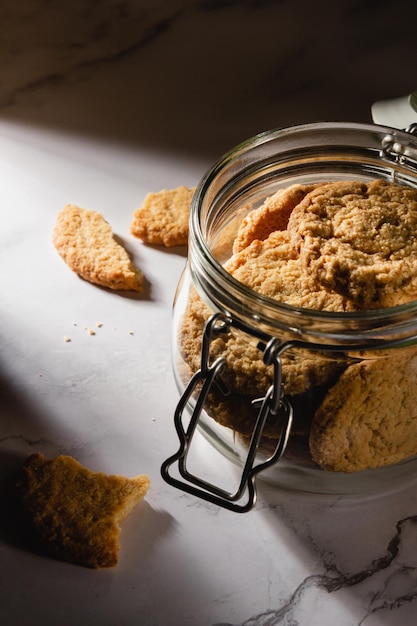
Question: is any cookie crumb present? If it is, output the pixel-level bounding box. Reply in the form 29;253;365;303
96;322;103;328
64;336;71;343
87;328;95;336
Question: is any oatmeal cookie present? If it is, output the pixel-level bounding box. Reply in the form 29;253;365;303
309;347;417;472
131;185;196;247
233;183;320;254
15;453;150;568
226;230;359;311
178;289;344;442
53;204;144;292
287;179;417;308
177;301;336;440
179;288;346;400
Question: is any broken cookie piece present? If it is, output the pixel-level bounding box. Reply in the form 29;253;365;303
15;453;150;568
131;186;196;247
53;204;144;292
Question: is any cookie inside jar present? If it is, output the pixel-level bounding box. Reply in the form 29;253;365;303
177;179;417;475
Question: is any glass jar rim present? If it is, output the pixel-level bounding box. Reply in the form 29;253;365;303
189;121;417;347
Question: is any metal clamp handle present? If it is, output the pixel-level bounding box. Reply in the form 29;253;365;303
161;314;293;512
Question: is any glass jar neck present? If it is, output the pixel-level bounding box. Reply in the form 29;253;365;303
189;122;417;350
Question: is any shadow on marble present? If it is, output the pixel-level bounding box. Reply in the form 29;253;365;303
0;449;41;555
0;372;66;469
1;0;417;161
0;357;79;438
0;365;177;567
0;366;93;551
118;499;177;571
0;368;71;557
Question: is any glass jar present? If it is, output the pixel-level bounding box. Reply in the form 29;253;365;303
162;121;417;511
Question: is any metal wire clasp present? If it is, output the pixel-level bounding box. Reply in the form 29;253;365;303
380;123;417;166
161;313;293;512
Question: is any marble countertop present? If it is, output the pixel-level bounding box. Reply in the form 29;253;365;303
2;1;417;625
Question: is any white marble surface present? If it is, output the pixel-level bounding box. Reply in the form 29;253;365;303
2;1;417;625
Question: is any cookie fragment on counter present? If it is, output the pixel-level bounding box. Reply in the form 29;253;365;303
15;453;150;568
53;204;144;292
131;185;196;247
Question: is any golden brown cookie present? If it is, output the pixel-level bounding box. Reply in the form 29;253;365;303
310;347;417;472
131;186;196;247
226;230;359;311
233;183;320;254
179;288;346;401
15;453;150;568
53;204;144;292
287;179;417;308
177;289;345;441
